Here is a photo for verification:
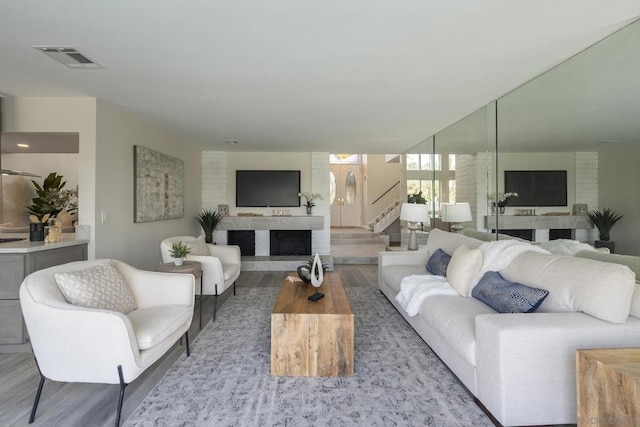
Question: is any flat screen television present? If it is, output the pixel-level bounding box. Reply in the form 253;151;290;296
504;170;567;207
236;170;301;207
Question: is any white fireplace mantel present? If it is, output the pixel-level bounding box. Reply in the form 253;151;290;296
218;215;323;230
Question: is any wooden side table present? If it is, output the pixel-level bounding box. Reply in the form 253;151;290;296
155;261;204;329
577;347;640;426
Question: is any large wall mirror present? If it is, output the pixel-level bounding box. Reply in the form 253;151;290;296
404;18;640;255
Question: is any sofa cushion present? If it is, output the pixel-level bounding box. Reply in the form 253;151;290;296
127;305;193;350
501;251;635;323
472;271;549;313
447;244;483;297
419;295;497;366
382;265;430;293
631;285;640;319
426;249;451;276
55;261;137;314
426;228;483;256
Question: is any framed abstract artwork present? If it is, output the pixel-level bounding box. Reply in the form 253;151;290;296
134;145;184;222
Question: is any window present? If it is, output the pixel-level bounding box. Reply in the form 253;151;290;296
406;153;455;208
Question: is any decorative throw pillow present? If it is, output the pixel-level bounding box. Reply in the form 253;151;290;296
446;244;483;296
187;236;210;256
472;271;549;313
55;261;137;314
426;249;452;276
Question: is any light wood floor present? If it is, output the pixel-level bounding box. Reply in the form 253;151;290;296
0;265;377;427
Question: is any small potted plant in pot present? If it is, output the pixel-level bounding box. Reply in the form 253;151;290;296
169;241;191;266
194;209;221;243
588;207;623;253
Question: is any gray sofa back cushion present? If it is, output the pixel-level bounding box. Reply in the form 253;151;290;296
426;228;483;256
501;251;635;323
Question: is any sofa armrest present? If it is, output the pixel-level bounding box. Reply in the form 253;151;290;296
206;244;241;264
475;312;640;426
129;270;195;309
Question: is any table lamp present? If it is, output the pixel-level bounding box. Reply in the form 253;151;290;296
400;203;429;250
441;202;472;232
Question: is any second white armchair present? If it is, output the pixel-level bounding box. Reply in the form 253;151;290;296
161;236;241;322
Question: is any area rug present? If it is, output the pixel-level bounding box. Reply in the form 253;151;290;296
124;281;493;426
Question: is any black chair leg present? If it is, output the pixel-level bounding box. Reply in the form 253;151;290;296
213;284;218;321
185;331;190;357
28;358;45;424
233;282;236;296
115;365;128;427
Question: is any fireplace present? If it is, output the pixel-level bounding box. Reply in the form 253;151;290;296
228;231;256;256
270;230;311;256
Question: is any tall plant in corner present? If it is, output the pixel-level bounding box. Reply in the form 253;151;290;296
589;207;623;253
194;209;222;243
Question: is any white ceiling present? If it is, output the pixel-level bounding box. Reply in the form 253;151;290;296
1;1;639;154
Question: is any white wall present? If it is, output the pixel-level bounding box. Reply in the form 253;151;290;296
202;151;331;255
3;97;97;257
1;153;79;225
363;154;402;225
94;100;202;269
599;146;640;255
497;152;576;215
3;96;204;268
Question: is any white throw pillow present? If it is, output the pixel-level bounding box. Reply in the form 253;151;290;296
426;228;483;257
187;236;210;256
446;244;483;297
55;261;137;314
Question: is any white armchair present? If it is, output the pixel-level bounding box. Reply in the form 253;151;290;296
19;259;194;426
161;236;241;321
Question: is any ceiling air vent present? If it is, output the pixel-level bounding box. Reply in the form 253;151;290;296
33;46;104;69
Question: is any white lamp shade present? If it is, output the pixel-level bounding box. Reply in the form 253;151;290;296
400;203;429;223
442;203;472;223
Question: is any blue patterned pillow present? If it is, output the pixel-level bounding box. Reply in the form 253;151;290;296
426;249;452;276
472;271;549;313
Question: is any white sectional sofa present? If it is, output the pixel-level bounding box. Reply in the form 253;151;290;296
378;229;640;426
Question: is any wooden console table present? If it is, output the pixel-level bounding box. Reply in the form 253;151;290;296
271;273;354;377
577;347;640;426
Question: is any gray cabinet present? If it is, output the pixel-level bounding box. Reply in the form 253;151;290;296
0;243;87;352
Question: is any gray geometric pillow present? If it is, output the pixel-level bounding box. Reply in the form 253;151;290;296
472;271;548;313
426;248;452;276
55;261;137;314
187;236;210;256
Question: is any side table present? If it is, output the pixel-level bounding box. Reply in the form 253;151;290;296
577;347;640;426
155;261;204;329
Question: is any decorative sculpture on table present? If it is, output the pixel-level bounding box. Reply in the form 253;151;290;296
308;252;325;302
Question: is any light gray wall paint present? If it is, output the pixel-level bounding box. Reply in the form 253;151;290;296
599;145;640;255
94;100;203;269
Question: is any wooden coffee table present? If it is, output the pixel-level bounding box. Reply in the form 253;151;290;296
271;272;354;377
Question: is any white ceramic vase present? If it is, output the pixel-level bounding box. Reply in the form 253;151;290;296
310;252;324;288
174;258;184;266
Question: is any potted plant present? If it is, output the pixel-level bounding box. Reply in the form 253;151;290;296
298;192;323;215
194;209;221;243
489;192;518;214
169;241;191;266
589;207;623;253
27;172;78;223
407;190;427;204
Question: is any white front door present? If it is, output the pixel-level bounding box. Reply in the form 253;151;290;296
330;164;362;227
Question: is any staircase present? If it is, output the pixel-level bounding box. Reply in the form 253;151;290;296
368;201;401;233
330;228;389;264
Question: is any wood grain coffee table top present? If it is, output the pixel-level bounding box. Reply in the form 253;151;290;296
271;272;354;377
